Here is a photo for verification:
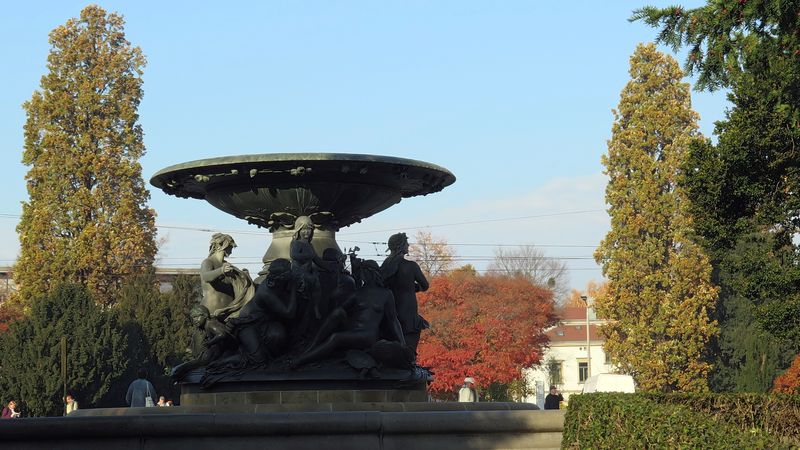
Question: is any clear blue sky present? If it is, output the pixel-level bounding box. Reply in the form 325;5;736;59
0;1;728;294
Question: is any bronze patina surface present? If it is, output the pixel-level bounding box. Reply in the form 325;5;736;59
150;153;455;394
150;153;455;230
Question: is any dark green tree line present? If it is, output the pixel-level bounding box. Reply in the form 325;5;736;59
114;272;199;401
0;284;127;417
0;275;198;416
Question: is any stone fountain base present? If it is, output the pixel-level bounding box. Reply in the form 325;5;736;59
4;404;563;450
181;384;429;406
4;367;560;449
177;366;430;405
3;367;562;449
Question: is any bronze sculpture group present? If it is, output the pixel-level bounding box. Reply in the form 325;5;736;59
171;219;429;385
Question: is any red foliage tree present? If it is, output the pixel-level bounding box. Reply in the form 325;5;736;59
0;301;23;334
773;354;800;394
417;271;557;398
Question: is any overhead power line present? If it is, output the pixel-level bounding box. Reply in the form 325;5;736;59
157;254;597;262
337;239;598;248
339;209;605;235
0;211;603;248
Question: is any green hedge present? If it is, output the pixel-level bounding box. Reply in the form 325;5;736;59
562;393;787;449
643;392;800;447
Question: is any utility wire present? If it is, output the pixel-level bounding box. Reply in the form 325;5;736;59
149;255;597;262
338;209;605;235
0;211;603;248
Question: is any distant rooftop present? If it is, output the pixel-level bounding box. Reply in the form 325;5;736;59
0;266;200;297
546;302;606;344
0;266;198;278
557;305;599;321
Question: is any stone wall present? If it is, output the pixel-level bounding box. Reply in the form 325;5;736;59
0;407;565;450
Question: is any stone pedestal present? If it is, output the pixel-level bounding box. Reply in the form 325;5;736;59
182;387;429;406
180;368;430;405
13;369;558;449
10;404;563;450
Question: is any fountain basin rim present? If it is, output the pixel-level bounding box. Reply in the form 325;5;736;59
150;152;456;189
149;152;456;228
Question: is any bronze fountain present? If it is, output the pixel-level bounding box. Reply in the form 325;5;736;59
151;153;455;281
150;153;455;399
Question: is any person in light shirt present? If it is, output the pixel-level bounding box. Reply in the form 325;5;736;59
65;394;79;415
458;377;479;402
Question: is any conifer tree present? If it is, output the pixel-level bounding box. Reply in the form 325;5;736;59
15;5;156;307
112;272;198;402
0;283;127;416
634;0;800;391
594;43;718;392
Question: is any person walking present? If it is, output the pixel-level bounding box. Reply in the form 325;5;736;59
126;368;157;407
458;377;479;402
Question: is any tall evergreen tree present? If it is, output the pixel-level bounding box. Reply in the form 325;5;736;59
113;271;199;402
158;273;201;365
15;5;157;307
634;0;800;391
0;284;127;416
594;43;718;392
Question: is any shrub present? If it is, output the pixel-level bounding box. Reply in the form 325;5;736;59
643;392;800;447
563;393;786;449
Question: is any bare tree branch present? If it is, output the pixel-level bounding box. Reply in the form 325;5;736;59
488;246;570;301
408;230;456;278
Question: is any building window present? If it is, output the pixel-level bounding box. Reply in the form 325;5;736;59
547;359;563;385
578;361;589;383
556;330;565;336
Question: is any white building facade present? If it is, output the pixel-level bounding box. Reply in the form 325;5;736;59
524;304;615;408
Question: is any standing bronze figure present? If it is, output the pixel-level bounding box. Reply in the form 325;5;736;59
380;232;429;357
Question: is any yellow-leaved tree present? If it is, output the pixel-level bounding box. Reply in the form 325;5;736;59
594;43;718;392
15;5;157;307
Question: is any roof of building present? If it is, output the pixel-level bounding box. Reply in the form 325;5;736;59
558;306;589;320
546;323;603;343
546;304;605;344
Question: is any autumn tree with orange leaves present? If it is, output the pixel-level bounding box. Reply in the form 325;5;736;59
417;271;557;400
594;44;718;392
566;280;608;307
0;303;23;334
15;5;157;308
773;354;800;394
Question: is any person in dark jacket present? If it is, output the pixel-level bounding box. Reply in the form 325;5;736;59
544;386;563;410
126;368;157;407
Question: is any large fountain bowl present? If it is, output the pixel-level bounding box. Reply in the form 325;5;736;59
150;153;456;230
